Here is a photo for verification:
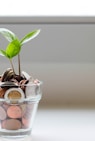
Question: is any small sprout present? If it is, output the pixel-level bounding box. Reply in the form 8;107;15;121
6;40;21;59
20;29;40;45
0;28;40;75
0;28;17;42
0;39;21;59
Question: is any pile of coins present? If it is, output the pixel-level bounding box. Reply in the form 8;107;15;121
0;102;35;130
0;68;40;101
0;68;40;130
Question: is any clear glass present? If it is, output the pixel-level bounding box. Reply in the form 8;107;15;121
0;81;42;140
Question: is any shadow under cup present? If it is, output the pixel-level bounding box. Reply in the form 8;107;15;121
0;81;42;139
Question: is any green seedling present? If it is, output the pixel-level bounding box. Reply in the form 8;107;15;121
0;28;40;75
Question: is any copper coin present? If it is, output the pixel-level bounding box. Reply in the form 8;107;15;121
0;88;6;98
0;106;7;120
2;102;9;111
20;79;28;91
22;117;31;128
2;119;21;130
22;104;33;127
7;105;22;118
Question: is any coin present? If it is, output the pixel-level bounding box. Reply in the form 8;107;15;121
8;90;21;99
22;117;31;128
19;79;28;92
2;102;9;111
7;105;22;118
0;106;7;120
22;71;31;80
4;88;25;102
2;119;21;130
0;87;6;98
2;68;15;82
0;81;18;88
25;83;36;98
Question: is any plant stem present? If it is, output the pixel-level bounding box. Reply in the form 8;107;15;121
9;59;15;74
18;54;21;76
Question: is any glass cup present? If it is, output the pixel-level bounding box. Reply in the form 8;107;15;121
0;81;42;139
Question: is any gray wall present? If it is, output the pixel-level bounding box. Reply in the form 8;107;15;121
0;17;95;106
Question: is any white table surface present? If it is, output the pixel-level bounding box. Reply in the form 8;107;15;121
1;107;95;141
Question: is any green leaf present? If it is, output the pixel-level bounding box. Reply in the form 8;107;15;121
0;49;7;57
6;40;21;58
20;29;40;45
0;28;17;42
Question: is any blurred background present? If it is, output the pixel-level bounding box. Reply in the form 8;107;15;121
0;17;95;108
0;3;95;138
0;1;95;140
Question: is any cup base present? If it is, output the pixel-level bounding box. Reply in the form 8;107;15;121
0;128;31;140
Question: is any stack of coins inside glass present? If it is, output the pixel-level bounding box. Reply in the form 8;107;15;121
0;101;37;130
0;68;41;131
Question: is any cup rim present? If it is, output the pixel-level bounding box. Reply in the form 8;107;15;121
0;80;43;87
0;81;42;103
